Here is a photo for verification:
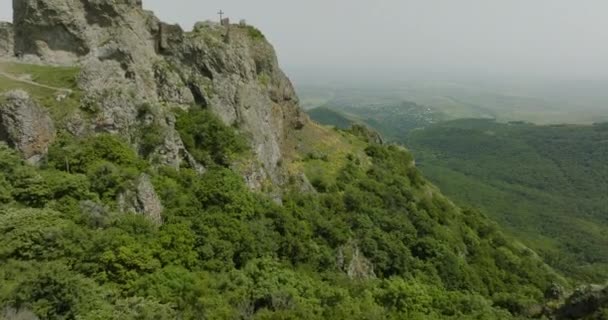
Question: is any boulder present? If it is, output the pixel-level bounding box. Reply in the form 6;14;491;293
134;174;163;224
118;173;163;225
337;240;376;280
0;90;56;164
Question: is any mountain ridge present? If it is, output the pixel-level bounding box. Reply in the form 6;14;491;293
1;1;606;319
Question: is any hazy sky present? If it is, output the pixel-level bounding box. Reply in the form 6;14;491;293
1;0;608;79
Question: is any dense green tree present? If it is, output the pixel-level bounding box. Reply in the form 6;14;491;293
0;118;570;319
407;119;608;282
175;108;247;166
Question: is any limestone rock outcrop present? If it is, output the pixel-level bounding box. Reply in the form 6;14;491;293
118;174;163;225
9;0;309;188
0;22;13;56
337;241;376;280
0;90;56;164
13;0;156;64
158;23;307;186
134;174;163;225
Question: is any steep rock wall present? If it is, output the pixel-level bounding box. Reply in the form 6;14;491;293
0;22;13;56
157;23;307;186
11;0;309;188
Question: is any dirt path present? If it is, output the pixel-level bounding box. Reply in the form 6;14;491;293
0;70;73;93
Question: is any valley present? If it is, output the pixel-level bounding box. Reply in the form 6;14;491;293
303;87;608;285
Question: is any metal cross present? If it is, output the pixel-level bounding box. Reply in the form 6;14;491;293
218;10;225;21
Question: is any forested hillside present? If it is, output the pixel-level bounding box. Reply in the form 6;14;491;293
309;101;608;285
2;0;607;318
307;101;444;141
0;43;576;319
407;119;608;283
2;114;578;319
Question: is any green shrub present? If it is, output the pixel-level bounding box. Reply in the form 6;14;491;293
139;124;165;157
243;25;266;40
48;134;146;174
175;108;247;166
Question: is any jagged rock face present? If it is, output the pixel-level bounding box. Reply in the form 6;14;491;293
0;22;13;56
337;241;376;280
11;0;309;188
0;90;56;164
157;24;307;186
13;0;161;104
13;0;154;62
118;174;163;224
13;0;89;59
11;0;201;173
134;174;163;224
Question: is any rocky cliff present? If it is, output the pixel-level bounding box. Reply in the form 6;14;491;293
0;22;12;56
5;0;308;189
0;90;56;164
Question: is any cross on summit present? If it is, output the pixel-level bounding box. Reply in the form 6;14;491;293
218;10;225;21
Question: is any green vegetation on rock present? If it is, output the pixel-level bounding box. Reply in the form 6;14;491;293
0;119;571;318
175;108;248;167
241;25;266;41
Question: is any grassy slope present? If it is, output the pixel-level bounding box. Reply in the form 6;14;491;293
407;119;608;282
288;121;371;188
1;63;80;89
0;62;82;123
306;107;358;129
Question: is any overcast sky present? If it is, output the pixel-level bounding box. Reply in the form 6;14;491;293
2;0;608;80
